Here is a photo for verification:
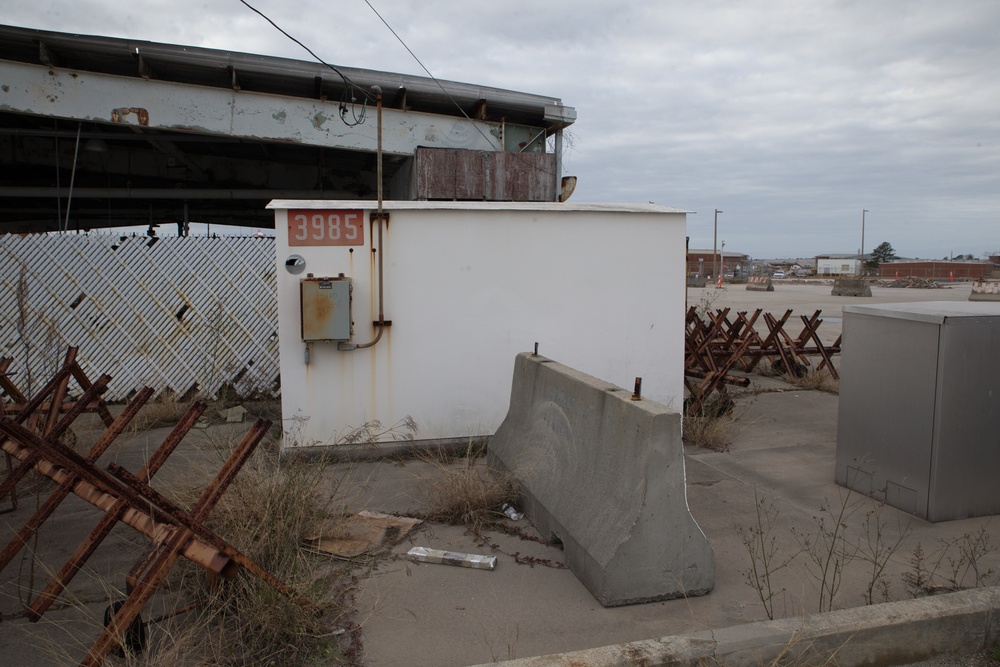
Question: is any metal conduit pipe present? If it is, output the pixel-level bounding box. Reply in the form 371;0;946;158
354;86;387;350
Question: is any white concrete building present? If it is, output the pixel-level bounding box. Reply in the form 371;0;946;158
817;256;862;276
270;200;687;449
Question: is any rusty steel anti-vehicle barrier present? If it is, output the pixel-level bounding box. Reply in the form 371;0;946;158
685;308;841;413
0;347;307;666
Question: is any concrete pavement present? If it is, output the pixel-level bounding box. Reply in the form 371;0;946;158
347;282;999;666
2;282;996;666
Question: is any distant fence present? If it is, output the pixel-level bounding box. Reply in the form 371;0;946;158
0;234;278;401
877;262;992;281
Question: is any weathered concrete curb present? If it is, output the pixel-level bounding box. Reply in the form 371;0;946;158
468;586;1000;667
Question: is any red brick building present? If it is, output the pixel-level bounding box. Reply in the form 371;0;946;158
686;249;749;277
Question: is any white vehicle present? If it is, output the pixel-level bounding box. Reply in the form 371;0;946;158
772;271;785;279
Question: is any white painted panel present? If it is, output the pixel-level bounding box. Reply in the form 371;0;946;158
272;202;687;447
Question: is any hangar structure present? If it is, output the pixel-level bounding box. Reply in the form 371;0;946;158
0;24;577;234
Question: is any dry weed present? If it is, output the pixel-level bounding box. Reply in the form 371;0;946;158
127;394;192;433
417;448;520;532
756;360;782;378
756;359;839;394
786;369;839;394
112;443;362;666
684;396;738;452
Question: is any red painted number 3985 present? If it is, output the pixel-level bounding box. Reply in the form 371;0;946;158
287;210;365;246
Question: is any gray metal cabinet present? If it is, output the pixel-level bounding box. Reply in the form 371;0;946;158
835;301;1000;521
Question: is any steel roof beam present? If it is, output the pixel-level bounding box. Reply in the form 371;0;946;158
2;60;524;155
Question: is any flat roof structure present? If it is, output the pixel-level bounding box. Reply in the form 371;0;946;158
0;24;576;233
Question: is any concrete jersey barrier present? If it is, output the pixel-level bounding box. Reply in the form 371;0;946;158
969;280;1000;301
831;278;872;297
746;276;774;291
687;274;707;287
488;352;715;607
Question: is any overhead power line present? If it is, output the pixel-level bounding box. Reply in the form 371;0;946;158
238;0;560;177
239;0;373;126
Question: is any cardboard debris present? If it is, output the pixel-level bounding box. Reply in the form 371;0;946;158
406;546;497;571
219;405;247;423
303;511;422;559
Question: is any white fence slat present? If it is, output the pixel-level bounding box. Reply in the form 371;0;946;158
0;234;279;401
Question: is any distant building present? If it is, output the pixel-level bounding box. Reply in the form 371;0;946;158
687;249;749;277
816;254;864;276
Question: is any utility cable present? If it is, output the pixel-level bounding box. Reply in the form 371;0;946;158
240;0;375;105
240;0;560;176
363;0;563;179
362;0;504;151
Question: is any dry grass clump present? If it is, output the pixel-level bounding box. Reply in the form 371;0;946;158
755;360;839;394
127;394;195;432
127;446;361;666
418;448;520;532
786;369;839;394
684;396;738;452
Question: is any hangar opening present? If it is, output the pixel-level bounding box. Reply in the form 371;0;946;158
0;24;577;234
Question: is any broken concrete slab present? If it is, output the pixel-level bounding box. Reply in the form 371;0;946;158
488;352;715;607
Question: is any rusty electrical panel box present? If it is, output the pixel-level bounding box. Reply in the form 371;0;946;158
300;276;352;342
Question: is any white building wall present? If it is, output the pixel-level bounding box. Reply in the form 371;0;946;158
270;201;687;448
817;258;861;276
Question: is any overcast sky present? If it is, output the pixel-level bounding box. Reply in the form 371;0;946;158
5;1;999;259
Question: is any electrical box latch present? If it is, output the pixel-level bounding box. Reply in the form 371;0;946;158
300;275;352;342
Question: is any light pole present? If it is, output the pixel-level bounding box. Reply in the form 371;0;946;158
713;209;723;279
861;209;868;276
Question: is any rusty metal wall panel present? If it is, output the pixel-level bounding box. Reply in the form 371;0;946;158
415;148;457;200
496;152;557;202
0;234;277;401
454;150;486;200
414;147;556;201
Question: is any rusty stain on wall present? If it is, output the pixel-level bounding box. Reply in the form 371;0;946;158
111;107;149;125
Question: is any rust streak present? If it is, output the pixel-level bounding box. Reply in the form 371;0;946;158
111;107;150;125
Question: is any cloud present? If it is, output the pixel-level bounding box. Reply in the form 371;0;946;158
5;0;999;257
